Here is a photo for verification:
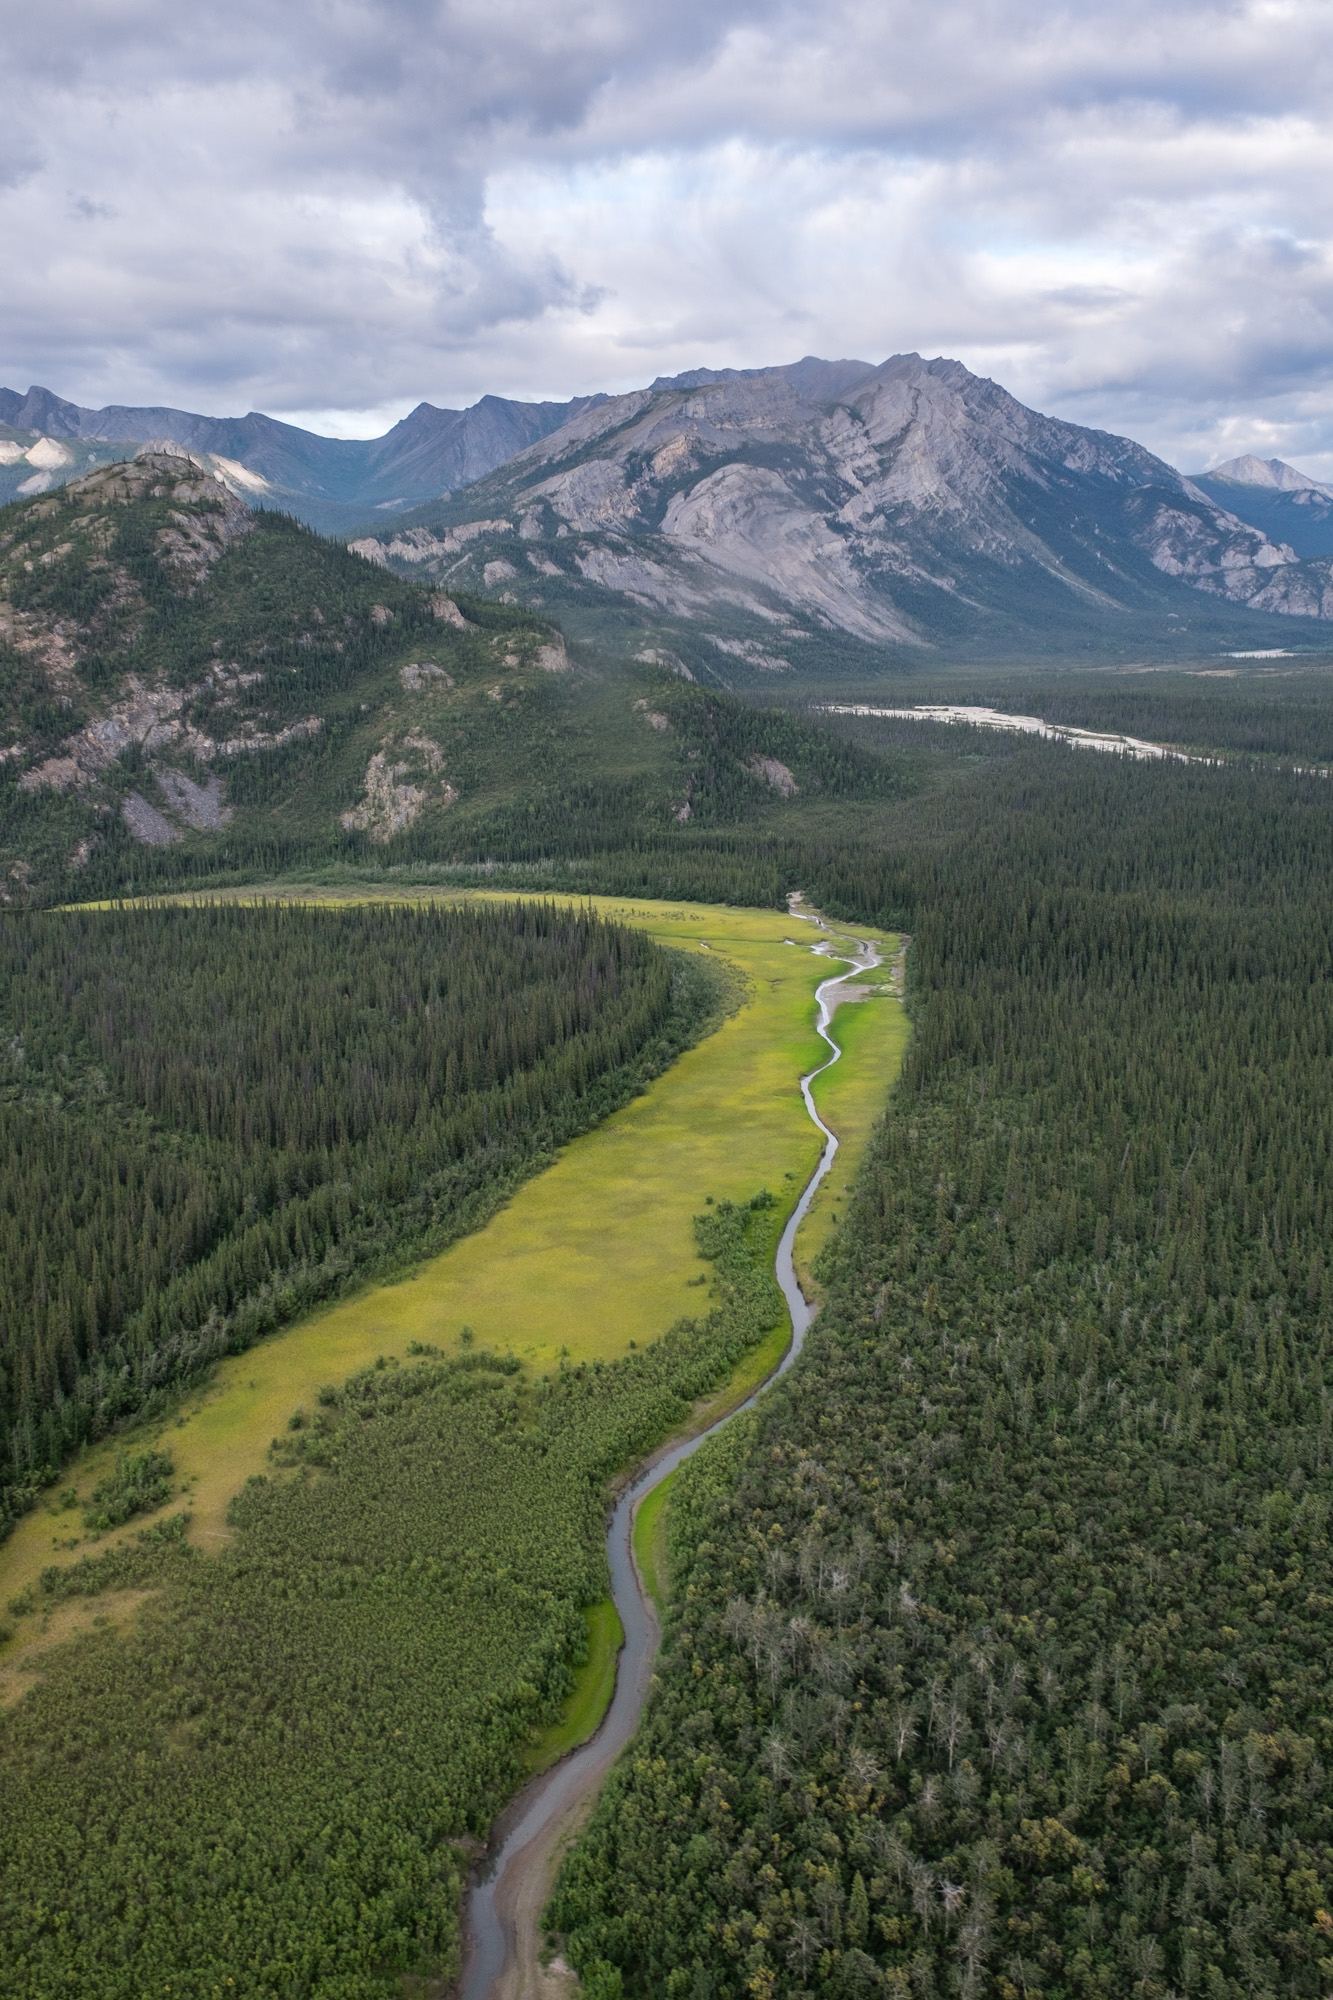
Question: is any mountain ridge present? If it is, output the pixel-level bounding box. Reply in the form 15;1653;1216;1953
0;384;607;531
350;352;1333;659
9;358;1333;652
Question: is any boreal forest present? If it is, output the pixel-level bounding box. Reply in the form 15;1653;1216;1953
553;751;1333;2000
3;449;1333;2000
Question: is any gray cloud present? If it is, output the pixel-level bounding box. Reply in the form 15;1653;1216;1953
0;0;1330;471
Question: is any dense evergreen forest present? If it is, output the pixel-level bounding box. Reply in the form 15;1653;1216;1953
0;900;718;1530
72;667;903;914
553;746;1333;2000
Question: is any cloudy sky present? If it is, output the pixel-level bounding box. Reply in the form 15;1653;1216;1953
2;0;1330;473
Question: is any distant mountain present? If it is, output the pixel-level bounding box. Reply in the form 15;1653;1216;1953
10;361;1333;660
351;354;1333;661
1189;456;1333;562
1202;454;1333;495
0;385;606;532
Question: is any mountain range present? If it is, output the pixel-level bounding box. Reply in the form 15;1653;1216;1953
0;383;605;532
5;358;1333;664
347;354;1333;664
0;443;894;903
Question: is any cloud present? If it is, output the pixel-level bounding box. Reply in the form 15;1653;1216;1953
0;0;1331;473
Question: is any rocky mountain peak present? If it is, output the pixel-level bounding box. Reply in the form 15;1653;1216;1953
359;351;1333;645
61;444;253;545
1202;454;1333;497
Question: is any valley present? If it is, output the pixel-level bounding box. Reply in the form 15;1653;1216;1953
0;891;906;1998
3;404;1333;2000
0;894;903;1594
551;742;1333;2000
458;933;884;2000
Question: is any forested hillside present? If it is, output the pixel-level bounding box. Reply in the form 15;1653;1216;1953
0;899;714;1529
0;447;909;907
553;749;1333;2000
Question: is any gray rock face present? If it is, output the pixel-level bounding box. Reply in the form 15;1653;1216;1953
19;357;1333;640
121;792;180;846
362;353;1333;641
154;768;232;831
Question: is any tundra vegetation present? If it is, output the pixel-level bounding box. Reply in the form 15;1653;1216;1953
551;744;1333;2000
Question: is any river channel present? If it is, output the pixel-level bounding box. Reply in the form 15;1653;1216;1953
460;932;884;2000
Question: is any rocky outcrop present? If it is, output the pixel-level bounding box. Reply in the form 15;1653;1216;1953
72;447;254;576
18;672;321;795
154;768;232;831
341;736;457;842
746;755;799;795
428;593;469;626
399;661;454;691
350;521;510;568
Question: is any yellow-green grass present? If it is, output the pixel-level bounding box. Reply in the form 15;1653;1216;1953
633;1472;676;1615
524;1598;624;1775
793;985;911;1292
0;893;904;1635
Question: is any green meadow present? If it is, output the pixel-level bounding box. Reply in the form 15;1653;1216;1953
1;896;906;1757
632;1473;675;1616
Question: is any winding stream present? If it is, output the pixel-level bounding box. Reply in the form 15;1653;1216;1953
460;932;884;2000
